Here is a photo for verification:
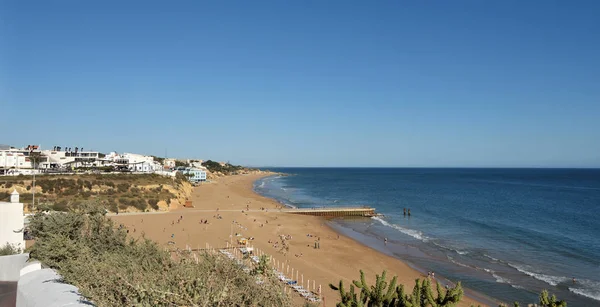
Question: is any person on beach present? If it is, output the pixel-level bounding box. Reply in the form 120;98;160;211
384;237;388;245
408;209;411;217
403;208;406;216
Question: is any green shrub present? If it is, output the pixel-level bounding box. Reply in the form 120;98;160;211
117;183;130;193
133;198;147;211
0;243;20;255
106;199;118;213
147;198;159;210
52;200;69;211
26;205;290;306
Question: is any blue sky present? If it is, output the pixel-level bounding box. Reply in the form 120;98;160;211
1;1;599;167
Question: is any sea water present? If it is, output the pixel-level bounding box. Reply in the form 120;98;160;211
254;168;600;307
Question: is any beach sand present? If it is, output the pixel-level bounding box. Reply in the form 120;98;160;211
112;173;488;306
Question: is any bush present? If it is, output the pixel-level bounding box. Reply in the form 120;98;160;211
133;198;147;211
5;182;13;189
52;200;69;211
106;199;118;213
26;205;290;306
0;243;21;255
117;183;130;193
147;198;159;210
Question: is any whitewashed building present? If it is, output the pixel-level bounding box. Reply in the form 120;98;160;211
0;145;43;171
164;159;176;169
0;190;25;251
41;149;104;169
177;167;207;183
103;152;161;173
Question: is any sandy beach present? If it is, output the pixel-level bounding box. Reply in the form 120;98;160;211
112;173;487;306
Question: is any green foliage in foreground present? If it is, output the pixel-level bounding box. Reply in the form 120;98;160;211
27;202;290;306
332;270;567;307
330;270;462;307
0;243;21;255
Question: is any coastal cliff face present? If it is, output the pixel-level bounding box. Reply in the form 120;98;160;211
0;174;192;213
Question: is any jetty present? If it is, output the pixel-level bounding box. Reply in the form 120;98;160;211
281;207;377;217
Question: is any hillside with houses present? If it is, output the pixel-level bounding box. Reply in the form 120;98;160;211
0;143;261;212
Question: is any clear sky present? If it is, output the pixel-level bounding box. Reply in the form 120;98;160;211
1;1;599;167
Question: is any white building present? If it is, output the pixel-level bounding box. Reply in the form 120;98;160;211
103;152;162;173
0;145;43;172
177;167;207;183
0;190;25;251
41;148;103;169
189;160;205;169
164;159;176;169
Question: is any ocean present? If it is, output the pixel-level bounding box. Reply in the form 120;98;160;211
253;168;600;307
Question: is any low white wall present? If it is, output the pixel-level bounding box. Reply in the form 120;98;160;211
0;254;92;307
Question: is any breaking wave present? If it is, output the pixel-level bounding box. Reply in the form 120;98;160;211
568;279;600;301
372;216;429;242
508;263;569;286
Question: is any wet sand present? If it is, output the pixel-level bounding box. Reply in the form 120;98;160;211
112;173;487;306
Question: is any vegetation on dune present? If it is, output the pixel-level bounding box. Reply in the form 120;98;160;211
201;160;247;175
331;270;566;307
26;202;290;306
0;174;181;212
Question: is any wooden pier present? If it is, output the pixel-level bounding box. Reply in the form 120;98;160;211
281;207;377;217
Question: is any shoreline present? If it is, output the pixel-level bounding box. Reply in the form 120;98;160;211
255;173;498;307
112;173;489;306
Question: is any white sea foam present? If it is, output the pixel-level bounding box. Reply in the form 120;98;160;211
492;273;509;284
508;263;569;286
568;279;600;301
258;181;265;188
448;258;470;268
483;254;499;261
372;216;428;242
569;287;600;301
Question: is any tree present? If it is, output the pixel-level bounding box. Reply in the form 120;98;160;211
28;151;45;169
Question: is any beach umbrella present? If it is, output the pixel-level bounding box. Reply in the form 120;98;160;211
296;270;298;281
313;280;315;291
287;265;289;274
301;274;304;287
292;268;294;278
319;285;321;295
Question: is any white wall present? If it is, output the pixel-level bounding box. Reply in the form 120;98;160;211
0;200;25;251
0;151;33;169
